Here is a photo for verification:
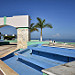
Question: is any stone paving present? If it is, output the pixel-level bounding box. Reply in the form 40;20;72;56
0;60;18;75
0;44;17;58
0;44;18;75
42;61;75;75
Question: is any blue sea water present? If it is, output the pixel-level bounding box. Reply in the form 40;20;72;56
0;38;75;43
31;38;75;43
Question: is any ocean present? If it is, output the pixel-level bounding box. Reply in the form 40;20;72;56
31;38;75;43
0;38;75;43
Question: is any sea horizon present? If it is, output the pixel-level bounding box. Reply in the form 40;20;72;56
31;38;75;43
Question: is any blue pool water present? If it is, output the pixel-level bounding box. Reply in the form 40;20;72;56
1;44;75;75
4;56;42;75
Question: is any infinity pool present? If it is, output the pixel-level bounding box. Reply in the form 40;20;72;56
1;44;75;75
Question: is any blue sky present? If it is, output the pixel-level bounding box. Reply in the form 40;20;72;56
0;0;75;39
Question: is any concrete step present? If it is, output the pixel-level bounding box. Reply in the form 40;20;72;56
17;54;62;71
31;46;75;58
32;47;75;62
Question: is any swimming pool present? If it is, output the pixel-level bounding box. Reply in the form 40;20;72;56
1;44;75;75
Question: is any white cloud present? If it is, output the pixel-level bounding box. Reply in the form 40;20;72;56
52;33;60;37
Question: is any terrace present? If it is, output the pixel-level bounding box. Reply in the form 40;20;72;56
0;44;75;75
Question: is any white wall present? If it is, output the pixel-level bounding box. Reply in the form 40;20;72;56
0;15;30;28
0;17;4;25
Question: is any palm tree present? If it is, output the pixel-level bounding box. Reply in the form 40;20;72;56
35;17;53;41
30;23;39;32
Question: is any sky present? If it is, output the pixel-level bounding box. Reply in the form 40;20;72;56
0;0;75;40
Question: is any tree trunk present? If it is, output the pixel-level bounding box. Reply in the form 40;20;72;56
40;28;42;41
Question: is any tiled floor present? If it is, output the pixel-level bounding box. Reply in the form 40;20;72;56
0;44;17;58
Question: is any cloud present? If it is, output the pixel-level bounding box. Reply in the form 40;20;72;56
52;33;60;37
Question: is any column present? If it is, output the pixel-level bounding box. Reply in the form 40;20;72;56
17;27;30;49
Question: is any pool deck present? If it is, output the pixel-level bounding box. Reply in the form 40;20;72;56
0;60;18;75
42;61;75;75
0;44;19;75
43;43;75;49
0;44;17;58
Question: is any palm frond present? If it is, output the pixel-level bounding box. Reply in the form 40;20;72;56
37;17;42;24
30;23;39;32
34;23;41;28
44;24;53;28
30;23;34;27
30;27;39;32
43;19;45;23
